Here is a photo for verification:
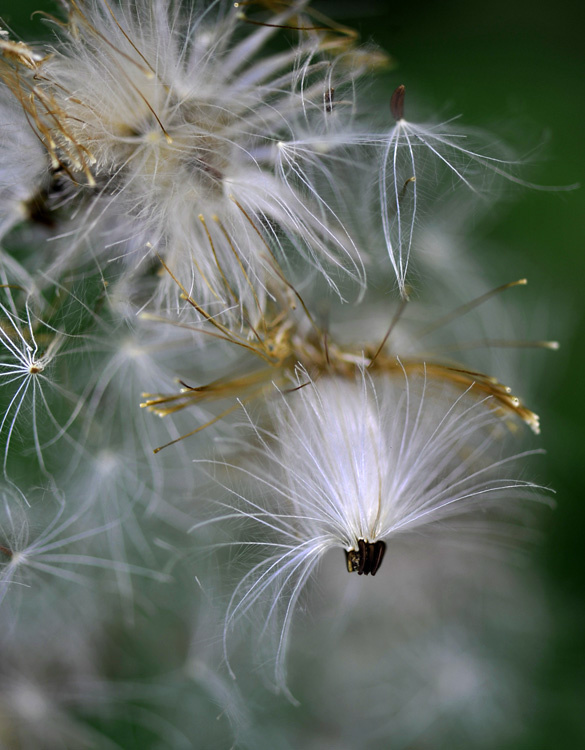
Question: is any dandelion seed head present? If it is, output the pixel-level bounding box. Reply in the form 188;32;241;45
0;0;562;736
1;0;372;317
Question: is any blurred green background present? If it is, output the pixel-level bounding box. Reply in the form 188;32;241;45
355;3;585;744
2;0;583;746
369;4;585;747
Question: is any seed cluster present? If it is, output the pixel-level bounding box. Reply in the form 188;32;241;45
0;1;560;744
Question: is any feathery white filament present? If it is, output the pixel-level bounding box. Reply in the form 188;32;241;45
194;367;544;689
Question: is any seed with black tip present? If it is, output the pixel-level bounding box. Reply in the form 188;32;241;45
345;539;386;576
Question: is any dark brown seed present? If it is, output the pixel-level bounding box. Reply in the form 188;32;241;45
345;539;387;576
357;538;367;575
390;84;405;121
324;87;335;113
370;540;386;576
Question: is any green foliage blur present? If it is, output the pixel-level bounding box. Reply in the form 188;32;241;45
353;4;585;743
365;5;585;747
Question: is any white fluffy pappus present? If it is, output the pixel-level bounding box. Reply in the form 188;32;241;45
2;0;376;320
0;483;170;624
272;82;555;301
194;367;548;692
0;290;87;479
0;85;50;244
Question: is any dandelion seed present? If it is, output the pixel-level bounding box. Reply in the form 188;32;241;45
0;289;85;476
194;368;547;690
378;84;532;298
277;82;575;299
0;483;169;615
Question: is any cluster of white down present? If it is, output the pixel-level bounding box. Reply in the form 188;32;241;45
0;0;528;313
18;0;373;318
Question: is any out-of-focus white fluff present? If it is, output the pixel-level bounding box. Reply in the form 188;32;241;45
0;88;49;242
